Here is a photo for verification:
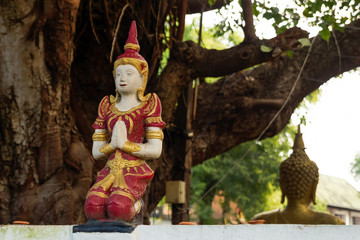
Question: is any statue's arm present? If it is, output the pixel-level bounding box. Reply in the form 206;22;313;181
92;129;111;160
130;127;163;160
91;96;112;160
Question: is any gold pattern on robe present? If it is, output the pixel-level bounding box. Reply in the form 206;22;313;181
91;152;145;192
91;174;115;192
145;116;163;124
124;115;134;134
109;101;146;116
99;97;110;118
94;119;105;127
86;191;109;199
143;94;156;115
110;190;135;202
147;94;158;116
108;114;120;133
110;95;116;103
124;172;154;177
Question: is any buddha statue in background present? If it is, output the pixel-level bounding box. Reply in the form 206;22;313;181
84;21;165;223
251;126;344;225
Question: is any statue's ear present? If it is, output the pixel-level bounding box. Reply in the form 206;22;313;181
279;178;285;204
281;193;285;204
311;181;317;205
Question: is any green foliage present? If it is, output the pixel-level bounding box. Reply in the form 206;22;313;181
286;50;294;59
260;45;273;53
310;199;330;213
210;0;360;40
190;124;297;223
351;154;360;180
158;48;170;75
184;17;243;49
298;38;311;47
210;2;245;39
295;88;321;115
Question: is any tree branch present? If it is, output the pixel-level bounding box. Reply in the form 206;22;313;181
157;27;308;124
191;19;360;165
171;27;308;77
241;0;257;41
186;0;228;14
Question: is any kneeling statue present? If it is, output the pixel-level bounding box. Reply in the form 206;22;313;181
84;21;165;223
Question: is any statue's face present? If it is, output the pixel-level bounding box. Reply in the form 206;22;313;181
115;64;142;96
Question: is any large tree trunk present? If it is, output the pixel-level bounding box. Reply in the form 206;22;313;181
0;0;93;224
1;0;360;225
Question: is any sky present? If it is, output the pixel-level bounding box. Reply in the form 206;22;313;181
297;75;360;191
186;3;360;191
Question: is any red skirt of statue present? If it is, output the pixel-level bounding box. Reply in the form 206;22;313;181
84;94;165;221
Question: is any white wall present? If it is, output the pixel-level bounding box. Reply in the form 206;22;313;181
1;224;360;240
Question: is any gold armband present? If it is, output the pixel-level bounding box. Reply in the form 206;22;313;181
121;141;141;154
99;143;115;155
92;132;109;141
146;130;164;140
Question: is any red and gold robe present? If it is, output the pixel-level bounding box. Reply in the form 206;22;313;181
84;93;165;221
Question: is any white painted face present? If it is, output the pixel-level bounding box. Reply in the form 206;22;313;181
115;64;142;96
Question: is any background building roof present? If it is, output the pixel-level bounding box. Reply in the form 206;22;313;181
316;174;360;211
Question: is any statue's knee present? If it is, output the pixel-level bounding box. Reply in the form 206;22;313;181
106;195;135;221
84;195;107;219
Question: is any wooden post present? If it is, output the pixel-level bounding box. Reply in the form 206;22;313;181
171;81;194;224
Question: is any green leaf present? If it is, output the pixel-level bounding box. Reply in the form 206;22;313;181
332;23;344;33
287;50;294;59
319;28;331;42
340;17;349;24
298;38;311;47
270;7;279;14
323;15;336;24
311;0;322;12
275;25;288;35
207;0;216;7
252;2;260;17
260;45;273;52
263;12;273;20
303;8;313;18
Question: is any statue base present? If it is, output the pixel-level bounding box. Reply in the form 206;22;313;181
73;219;135;233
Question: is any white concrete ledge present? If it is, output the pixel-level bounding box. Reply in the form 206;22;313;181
0;225;72;240
1;224;360;240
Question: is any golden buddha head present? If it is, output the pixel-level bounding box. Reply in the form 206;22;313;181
279;126;319;204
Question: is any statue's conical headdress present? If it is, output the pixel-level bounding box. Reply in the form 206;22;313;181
293;125;305;151
114;21;150;102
